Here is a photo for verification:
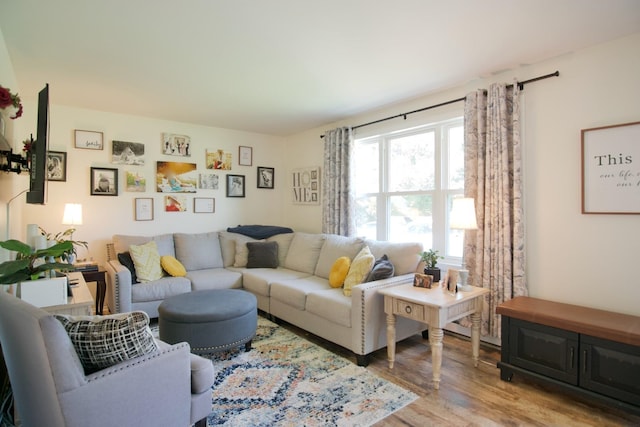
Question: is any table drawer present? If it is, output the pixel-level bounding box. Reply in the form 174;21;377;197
393;298;425;321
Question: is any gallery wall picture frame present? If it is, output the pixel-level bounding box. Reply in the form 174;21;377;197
90;167;118;196
165;195;187;212
134;198;154;221
162;133;191;157
75;130;104;150
291;166;320;205
194;197;215;213
238;146;252;166
257;166;274;189
156;161;197;193
46;151;67;182
581;121;640;214
226;174;245;197
112;140;145;165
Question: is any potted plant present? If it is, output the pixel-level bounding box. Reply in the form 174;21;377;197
420;249;443;283
0;232;86;307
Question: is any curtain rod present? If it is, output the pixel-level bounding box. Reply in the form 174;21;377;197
320;70;559;138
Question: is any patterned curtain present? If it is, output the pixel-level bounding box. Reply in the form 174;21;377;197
322;127;354;236
464;83;528;338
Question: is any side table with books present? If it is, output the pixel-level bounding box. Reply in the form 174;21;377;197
73;262;107;315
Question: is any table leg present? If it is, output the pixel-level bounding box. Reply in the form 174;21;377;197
386;313;396;369
430;327;444;390
96;278;106;315
471;311;481;367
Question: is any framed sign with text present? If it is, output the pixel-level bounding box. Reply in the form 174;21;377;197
291;167;320;205
581;121;640;214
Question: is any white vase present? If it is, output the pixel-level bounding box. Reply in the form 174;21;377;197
16;276;68;308
0;105;19;120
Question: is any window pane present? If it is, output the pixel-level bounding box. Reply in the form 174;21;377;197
388;132;435;192
353;140;379;194
446;194;464;258
448;125;464;189
355;196;377;239
388;195;432;247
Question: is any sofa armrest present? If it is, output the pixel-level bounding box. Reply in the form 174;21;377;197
104;259;133;314
350;273;422;356
58;342;194;427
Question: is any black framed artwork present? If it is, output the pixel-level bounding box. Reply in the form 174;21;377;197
90;167;118;196
257;166;274;189
226;174;245;197
46;151;67;182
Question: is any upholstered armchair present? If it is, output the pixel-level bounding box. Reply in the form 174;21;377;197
0;290;213;427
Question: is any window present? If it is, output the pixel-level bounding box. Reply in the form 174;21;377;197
353;117;464;262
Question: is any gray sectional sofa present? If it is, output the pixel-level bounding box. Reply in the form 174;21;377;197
105;230;426;365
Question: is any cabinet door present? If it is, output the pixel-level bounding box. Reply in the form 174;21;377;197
509;319;579;384
580;335;640;406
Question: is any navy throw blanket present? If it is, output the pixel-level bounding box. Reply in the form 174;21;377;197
227;225;294;240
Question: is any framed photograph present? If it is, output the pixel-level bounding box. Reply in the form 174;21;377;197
198;173;219;189
125;170;146;192
226;174;245;197
90;167;118;196
206;149;232;170
112;140;145;165
194;197;215;213
581;121;640;214
165;195;187;212
75;130;103;150
156;161;197;193
134;198;154;221
162;133;191;157
413;273;433;289
46;151;67;182
238;146;252;166
446;269;459;295
257;166;274;189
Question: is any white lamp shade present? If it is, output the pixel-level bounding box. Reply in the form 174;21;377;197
62;203;83;226
450;198;478;230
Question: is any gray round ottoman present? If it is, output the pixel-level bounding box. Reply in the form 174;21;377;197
158;289;257;356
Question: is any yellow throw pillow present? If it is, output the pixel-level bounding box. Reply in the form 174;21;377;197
329;256;351;288
343;246;375;296
161;255;187;277
129;241;163;282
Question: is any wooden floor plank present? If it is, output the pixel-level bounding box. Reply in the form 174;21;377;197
278;320;640;427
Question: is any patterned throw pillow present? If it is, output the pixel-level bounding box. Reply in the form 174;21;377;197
129;240;163;282
343;246;375;297
55;311;158;374
329;256;351;288
161;255;187;277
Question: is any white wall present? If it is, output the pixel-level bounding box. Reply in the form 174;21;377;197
284;32;640;316
2;101;287;263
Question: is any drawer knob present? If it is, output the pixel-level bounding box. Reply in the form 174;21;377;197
405;306;412;314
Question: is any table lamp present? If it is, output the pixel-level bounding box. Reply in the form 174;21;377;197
62;203;83;246
450;197;478;291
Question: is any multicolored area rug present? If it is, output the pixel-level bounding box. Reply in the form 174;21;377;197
201;316;417;426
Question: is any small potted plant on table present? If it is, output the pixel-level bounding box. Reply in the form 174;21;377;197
420;249;443;283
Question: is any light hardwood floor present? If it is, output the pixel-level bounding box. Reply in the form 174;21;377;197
278;320;640;426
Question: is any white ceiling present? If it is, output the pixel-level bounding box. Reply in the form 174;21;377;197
1;1;639;136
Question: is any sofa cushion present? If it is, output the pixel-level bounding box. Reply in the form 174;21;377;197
55;311;158;374
246;241;279;268
186;268;243;291
344;246;375;297
173;232;223;271
117;252;138;284
283;233;326;275
314;235;363;279
233;236;261;267
366;240;422;275
365;254;395;282
270;276;329;310
113;234;175;258
266;232;295;266
129;241;164;282
131;277;191;302
329;256;351;288
306;288;352;328
161;255;187;277
242;268;312;297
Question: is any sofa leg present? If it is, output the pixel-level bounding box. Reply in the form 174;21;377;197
422;329;429;340
245;340;252;352
194;416;207;427
356;354;369;367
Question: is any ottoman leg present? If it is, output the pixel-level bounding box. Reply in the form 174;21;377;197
245;340;252;352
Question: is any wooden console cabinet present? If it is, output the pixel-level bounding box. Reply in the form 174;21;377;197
497;297;640;414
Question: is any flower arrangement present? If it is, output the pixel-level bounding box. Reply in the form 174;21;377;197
0;84;23;119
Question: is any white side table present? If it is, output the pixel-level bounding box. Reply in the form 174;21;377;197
43;272;93;316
